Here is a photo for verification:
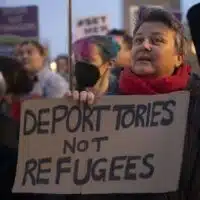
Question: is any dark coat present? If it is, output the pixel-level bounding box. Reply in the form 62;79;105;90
0;113;66;200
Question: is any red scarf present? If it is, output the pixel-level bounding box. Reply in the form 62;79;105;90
11;101;21;122
11;94;41;122
119;65;191;95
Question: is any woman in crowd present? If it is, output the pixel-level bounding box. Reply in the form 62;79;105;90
71;35;120;103
69;7;200;200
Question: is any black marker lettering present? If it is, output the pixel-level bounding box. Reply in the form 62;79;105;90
74;159;91;185
124;156;141;180
161;100;176;126
36;157;51;185
77;140;89;152
63;138;76;154
38;108;50;134
66;106;81;132
82;105;94;132
135;104;147;127
55;157;71;184
140;153;154;179
113;105;135;130
23;109;37;135
92;136;109;152
22;158;37;186
109;156;126;181
91;158;107;181
150;101;163;127
94;105;111;131
52;105;68;134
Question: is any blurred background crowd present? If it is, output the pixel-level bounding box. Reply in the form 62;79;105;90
1;0;200;199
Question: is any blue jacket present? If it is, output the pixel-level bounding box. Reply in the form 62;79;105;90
30;66;69;98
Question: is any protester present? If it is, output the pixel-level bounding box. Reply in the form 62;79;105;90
0;55;37;140
69;35;120;103
0;56;41;199
107;29;132;68
11;41;69;125
55;54;69;81
16;40;69;98
107;29;132;94
0;56;38;118
69;7;200;200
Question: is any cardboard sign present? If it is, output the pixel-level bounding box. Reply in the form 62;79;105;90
75;15;109;40
13;91;189;194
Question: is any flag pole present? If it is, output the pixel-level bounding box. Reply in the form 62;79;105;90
68;0;73;91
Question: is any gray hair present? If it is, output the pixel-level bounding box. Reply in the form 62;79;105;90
133;7;188;57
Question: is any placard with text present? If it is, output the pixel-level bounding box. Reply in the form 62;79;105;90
75;15;109;40
13;91;189;194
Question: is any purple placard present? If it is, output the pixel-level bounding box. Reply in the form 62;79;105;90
0;5;39;38
0;5;39;56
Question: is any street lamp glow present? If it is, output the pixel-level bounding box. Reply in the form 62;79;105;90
50;61;57;72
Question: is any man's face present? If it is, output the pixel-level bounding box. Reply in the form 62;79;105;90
57;58;68;73
16;43;44;72
112;36;131;67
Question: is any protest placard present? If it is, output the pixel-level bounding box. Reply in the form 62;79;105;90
75;15;109;40
13;91;189;194
0;5;39;56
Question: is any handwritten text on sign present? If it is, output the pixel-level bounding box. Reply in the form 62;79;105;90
13;92;189;194
75;15;109;40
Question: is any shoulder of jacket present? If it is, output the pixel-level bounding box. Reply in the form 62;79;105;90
46;71;68;85
187;73;200;97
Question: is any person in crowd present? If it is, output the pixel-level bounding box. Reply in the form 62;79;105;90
70;35;120;103
12;40;69;126
0;56;42;199
107;29;132;94
68;7;200;200
0;56;38;118
0;55;38;139
55;54;69;81
16;40;69;98
107;29;132;68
